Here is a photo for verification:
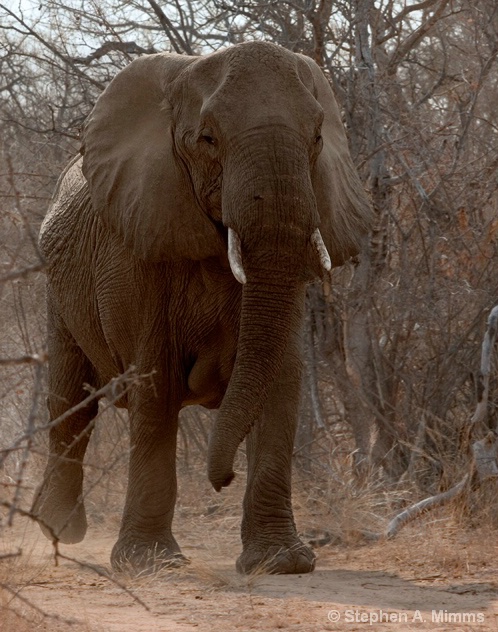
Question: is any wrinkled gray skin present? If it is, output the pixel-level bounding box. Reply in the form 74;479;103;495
33;41;372;575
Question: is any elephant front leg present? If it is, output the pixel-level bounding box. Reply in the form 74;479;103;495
237;349;316;575
111;390;186;574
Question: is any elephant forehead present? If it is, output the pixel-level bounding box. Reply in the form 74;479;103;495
206;86;322;140
220;46;303;96
189;43;314;108
193;40;297;77
197;70;321;137
224;41;297;74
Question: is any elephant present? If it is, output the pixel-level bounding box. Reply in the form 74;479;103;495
32;40;372;575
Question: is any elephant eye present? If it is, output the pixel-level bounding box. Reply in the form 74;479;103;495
315;134;322;144
201;133;216;146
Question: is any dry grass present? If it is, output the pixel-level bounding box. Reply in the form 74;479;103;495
1;444;498;631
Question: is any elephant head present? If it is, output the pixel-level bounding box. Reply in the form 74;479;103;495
81;41;373;492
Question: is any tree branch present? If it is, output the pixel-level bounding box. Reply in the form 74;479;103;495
387;0;452;73
0;4;105;89
145;0;194;54
73;41;157;65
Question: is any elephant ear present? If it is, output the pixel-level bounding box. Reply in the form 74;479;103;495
298;56;373;266
82;53;224;261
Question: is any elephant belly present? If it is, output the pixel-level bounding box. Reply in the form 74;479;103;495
183;348;234;409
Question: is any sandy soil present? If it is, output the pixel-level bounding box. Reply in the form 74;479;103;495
2;514;498;632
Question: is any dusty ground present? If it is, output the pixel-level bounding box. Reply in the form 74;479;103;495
2;511;498;632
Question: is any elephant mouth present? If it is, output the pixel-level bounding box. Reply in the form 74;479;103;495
227;226;331;285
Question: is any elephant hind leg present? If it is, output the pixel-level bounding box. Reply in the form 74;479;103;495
32;303;98;544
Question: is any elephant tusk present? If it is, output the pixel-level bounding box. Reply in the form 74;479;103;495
311;228;332;272
228;228;247;284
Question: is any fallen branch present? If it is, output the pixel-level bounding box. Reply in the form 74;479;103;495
379;435;498;541
313;306;498;547
385;474;469;539
384;305;498;539
310;474;469;547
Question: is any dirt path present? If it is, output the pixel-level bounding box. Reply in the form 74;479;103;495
2;519;498;631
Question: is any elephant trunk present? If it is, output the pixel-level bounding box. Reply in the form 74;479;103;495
208;131;316;491
208;272;305;491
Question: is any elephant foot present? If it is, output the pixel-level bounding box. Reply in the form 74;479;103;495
32;486;87;544
236;540;316;575
111;538;189;575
